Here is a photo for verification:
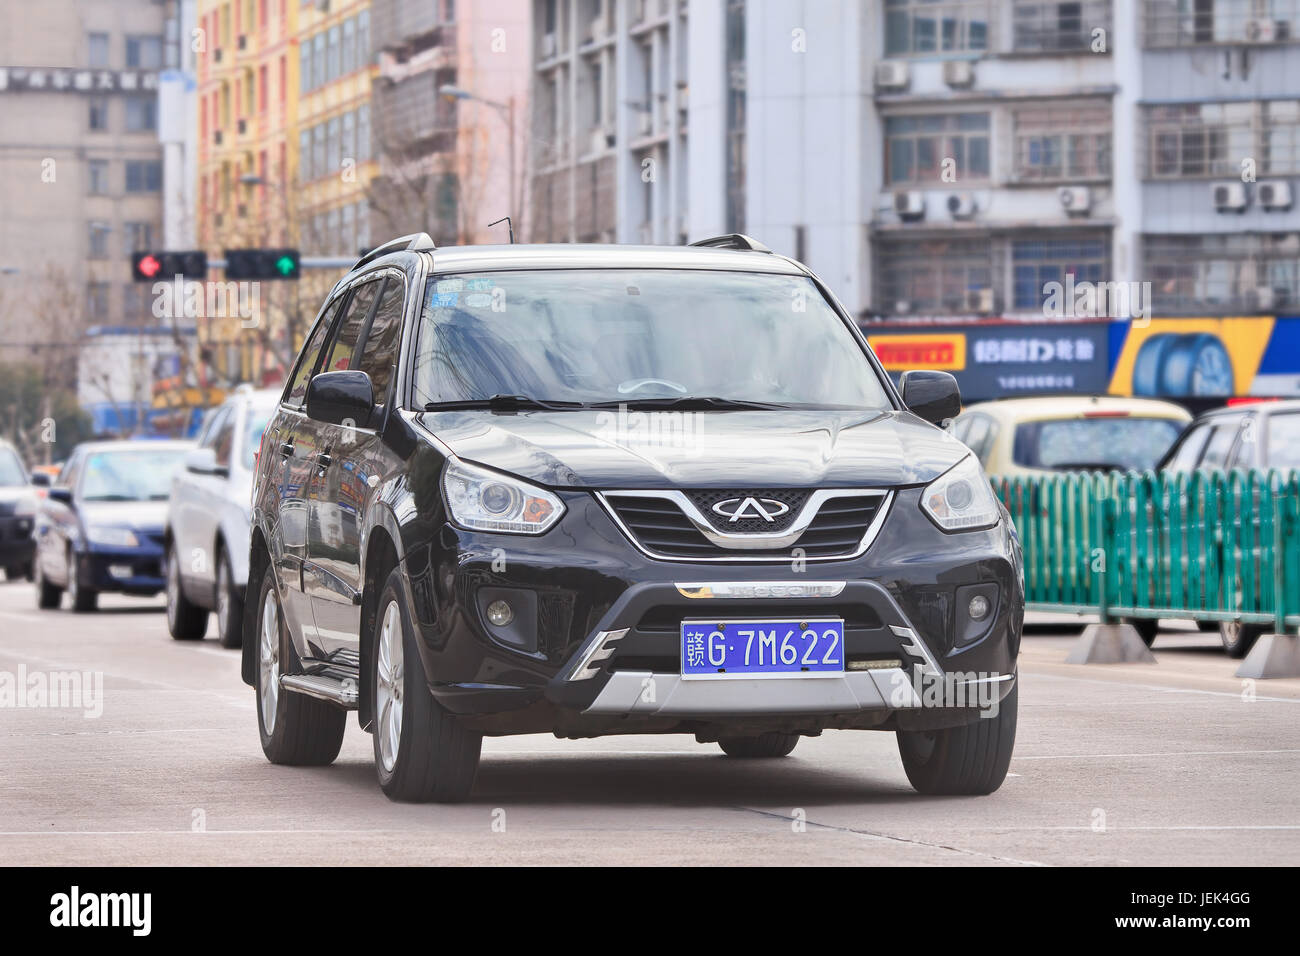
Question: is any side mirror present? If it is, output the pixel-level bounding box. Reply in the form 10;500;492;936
47;487;73;505
30;473;50;488
899;370;962;426
185;447;228;477
307;370;375;428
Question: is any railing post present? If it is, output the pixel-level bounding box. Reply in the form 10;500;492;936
1276;493;1290;636
1096;495;1115;625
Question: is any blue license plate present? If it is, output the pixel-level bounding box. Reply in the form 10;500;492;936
680;618;845;679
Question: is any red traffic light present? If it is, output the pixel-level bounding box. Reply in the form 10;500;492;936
137;254;161;279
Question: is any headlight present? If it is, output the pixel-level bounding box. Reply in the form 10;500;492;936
442;460;565;535
13;495;38;517
84;526;140;548
920;455;1000;532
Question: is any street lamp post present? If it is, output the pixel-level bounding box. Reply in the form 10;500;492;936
439;83;518;242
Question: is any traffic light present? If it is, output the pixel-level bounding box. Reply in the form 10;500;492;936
131;250;208;282
224;248;300;281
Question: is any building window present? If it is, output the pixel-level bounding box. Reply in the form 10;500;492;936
884;0;991;55
125;96;157;132
342;109;356;161
342;17;356;74
342;202;355;256
1145;233;1300;314
87;159;111;195
875;237;999;314
88;222;112;259
328;25;341;82
125;160;162;193
1148;100;1300;178
357;9;369;68
299;129;312;181
312;32;326;89
326;206;340;254
125;221;153;251
357;104;371;161
885;113;990;185
88;97;110;131
1012;235;1110;309
87;32;110;68
313;124;326;180
326;116;340;173
87;282;111;317
1013;104;1111;181
1013;1;1112;52
299;43;311;93
126;35;163;69
1143;0;1300;48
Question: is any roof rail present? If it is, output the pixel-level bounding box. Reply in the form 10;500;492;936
352;233;436;271
687;233;771;253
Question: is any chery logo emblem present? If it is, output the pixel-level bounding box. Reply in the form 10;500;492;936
711;496;791;523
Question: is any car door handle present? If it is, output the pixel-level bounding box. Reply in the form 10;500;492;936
313;453;332;470
279;440;294;457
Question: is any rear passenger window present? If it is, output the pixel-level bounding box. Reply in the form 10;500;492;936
1165;424;1212;473
285;299;342;408
324;279;381;373
358;278;404;402
1200;424;1239;469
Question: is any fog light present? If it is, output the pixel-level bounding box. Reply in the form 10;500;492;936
486;600;514;627
968;595;990;621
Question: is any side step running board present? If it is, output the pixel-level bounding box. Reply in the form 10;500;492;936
280;674;359;709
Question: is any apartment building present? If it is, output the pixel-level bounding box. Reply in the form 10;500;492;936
369;0;531;245
529;0;689;244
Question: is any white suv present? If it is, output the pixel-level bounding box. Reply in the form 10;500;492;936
165;386;280;647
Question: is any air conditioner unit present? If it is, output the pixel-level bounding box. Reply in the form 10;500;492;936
1253;287;1277;311
1244;18;1278;42
943;59;975;88
965;288;995;313
541;33;557;59
947;193;976;219
1213;181;1248;212
894;190;925;221
875;60;909;92
1058;185;1092;215
1258;180;1293;211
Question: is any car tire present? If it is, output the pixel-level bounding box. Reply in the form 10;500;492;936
35;559;62;610
67;550;97;613
165;543;208;640
214;547;244;649
717;733;800;758
1219;621;1264;659
896;680;1018;796
372;567;481;803
255;564;346;766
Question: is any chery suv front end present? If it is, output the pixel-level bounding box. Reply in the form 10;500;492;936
242;234;1023;802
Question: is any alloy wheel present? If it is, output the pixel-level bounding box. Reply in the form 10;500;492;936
375;600;404;773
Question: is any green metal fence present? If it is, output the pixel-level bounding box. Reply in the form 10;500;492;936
993;469;1300;633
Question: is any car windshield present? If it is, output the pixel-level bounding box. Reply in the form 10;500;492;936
412;270;893;410
80;447;190;502
1267;413;1300;469
244;410;272;470
1013;417;1184;471
0;449;25;486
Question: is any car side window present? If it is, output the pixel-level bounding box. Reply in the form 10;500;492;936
212;407;236;469
200;405;232;450
357;277;405;403
1199;422;1239;469
1230;414;1258;468
1165;424;1212;472
284;298;342;409
323;279;381;374
58;453;81;492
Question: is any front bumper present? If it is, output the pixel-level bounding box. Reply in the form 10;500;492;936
77;540;165;594
0;514;35;565
403;487;1022;733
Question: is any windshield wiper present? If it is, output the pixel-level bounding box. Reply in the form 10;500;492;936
587;396;789;411
424;394;588;412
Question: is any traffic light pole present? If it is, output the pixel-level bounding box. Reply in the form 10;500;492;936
207;256;358;271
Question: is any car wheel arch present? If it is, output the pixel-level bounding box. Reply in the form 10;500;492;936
240;527;272;688
359;526;401;732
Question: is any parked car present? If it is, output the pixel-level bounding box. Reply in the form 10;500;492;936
952;395;1191;479
0;440;39;580
165;386;280;647
242;233;1023;803
1158;398;1300;657
34;440;194;612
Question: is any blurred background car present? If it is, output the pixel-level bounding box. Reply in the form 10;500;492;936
0;439;39;581
953;395;1192;480
165;386;279;647
34;440;194;612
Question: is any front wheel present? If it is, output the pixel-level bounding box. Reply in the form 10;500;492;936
896;680;1018;796
67;550;97;613
35;558;62;610
1219;621;1264;659
214;548;244;649
255;564;345;765
372;568;481;803
718;733;799;758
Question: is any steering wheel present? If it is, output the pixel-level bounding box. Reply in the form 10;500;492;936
617;378;688;396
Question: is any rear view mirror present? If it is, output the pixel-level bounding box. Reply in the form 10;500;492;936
185;447;228;477
307;370;375;428
900;370;961;426
30;473;50;488
47;487;73;505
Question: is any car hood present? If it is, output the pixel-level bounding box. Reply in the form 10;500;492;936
78;500;169;531
0;485;35;505
420;408;969;488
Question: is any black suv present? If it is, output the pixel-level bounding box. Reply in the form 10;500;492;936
243;233;1023;802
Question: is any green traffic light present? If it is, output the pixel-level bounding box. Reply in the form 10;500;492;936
275;255;295;276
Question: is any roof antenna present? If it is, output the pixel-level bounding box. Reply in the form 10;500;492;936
488;216;515;244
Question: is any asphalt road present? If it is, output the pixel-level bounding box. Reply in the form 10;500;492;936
2;582;1297;866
